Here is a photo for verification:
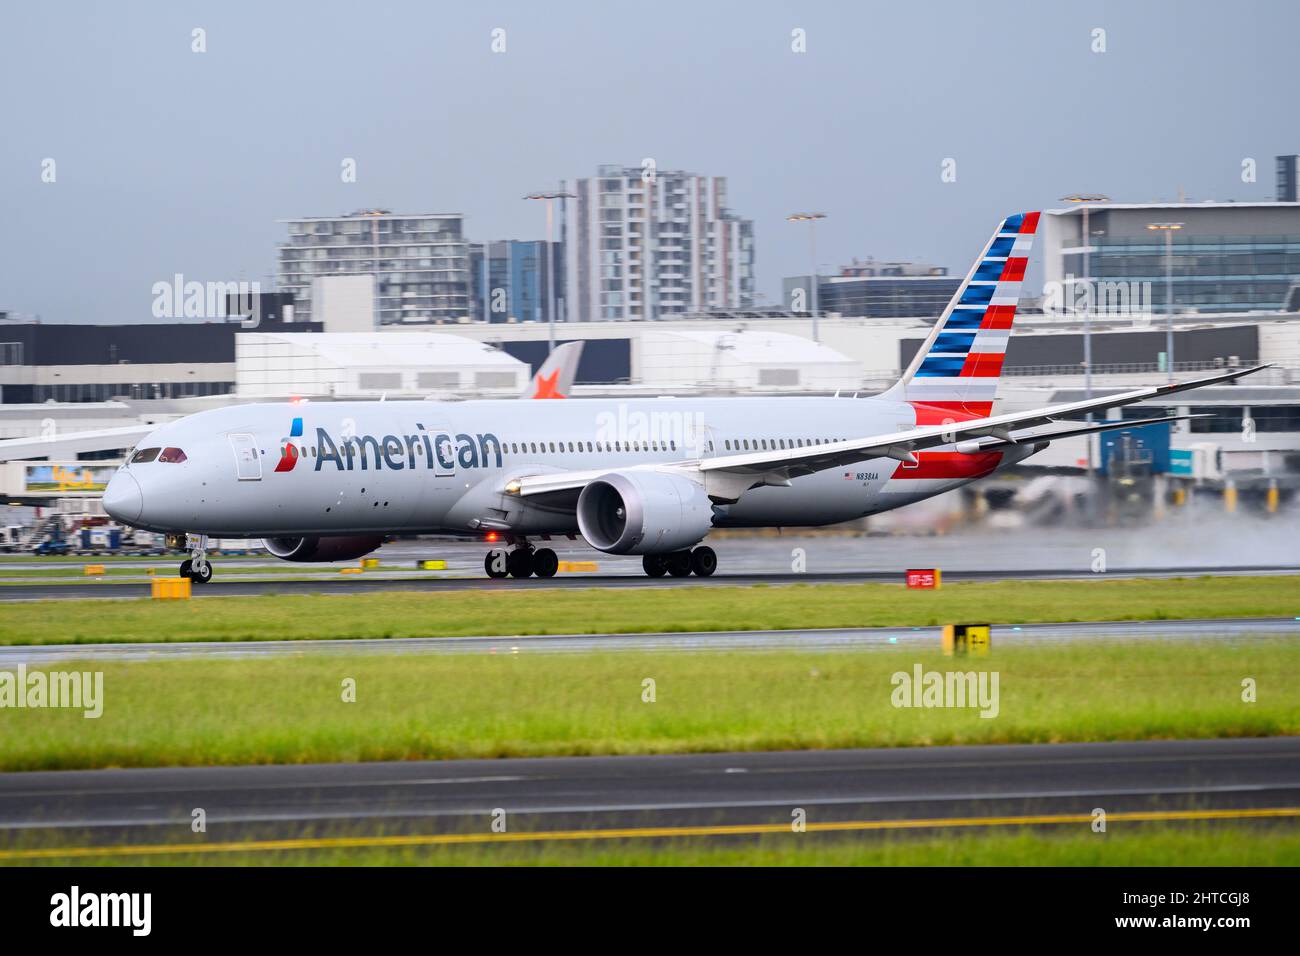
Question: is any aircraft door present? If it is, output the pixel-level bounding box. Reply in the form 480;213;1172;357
229;433;262;480
425;423;456;478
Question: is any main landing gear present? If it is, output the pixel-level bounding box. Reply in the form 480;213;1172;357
484;541;558;580
642;546;716;578
179;533;213;584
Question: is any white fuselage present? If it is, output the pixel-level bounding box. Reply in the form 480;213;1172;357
103;395;1036;539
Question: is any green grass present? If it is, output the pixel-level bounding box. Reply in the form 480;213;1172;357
8;825;1298;867
1;575;1297;646
2;641;1295;772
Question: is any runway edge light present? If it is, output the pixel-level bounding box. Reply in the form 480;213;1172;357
943;624;990;657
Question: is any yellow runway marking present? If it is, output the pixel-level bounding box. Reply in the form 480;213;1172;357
2;806;1298;861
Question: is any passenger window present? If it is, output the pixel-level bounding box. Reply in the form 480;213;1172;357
130;447;161;464
159;447;187;463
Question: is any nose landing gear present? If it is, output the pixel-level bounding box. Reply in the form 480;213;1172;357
179;534;214;584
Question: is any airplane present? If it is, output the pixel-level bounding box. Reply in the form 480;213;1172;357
522;340;583;399
0;338;585;463
101;211;1265;583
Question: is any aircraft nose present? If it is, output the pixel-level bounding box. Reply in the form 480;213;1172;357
102;471;143;523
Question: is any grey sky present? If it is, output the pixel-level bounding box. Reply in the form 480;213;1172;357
1;0;1295;323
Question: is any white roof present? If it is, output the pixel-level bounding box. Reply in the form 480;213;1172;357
644;328;855;364
240;332;523;370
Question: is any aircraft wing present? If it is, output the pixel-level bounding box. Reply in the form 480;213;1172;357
939;413;1208;452
0;425;154;462
693;364;1266;479
508;365;1265;504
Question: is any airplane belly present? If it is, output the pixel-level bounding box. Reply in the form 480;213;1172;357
717;464;891;527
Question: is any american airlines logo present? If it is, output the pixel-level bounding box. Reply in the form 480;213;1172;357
276;418;502;473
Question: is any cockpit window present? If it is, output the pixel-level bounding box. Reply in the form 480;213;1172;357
130;447;160;464
159;447;188;463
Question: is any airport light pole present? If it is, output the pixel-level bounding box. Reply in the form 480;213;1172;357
1147;222;1183;383
1058;195;1109;400
525;190;575;356
787;212;827;343
1060;194;1110;479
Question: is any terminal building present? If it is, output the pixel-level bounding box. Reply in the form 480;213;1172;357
1041;201;1300;315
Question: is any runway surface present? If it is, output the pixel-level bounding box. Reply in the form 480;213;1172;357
1;616;1295;663
5;524;1299;600
3;563;1298;601
1;738;1296;859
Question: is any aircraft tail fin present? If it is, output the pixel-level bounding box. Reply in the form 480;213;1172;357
521;340;584;399
883;211;1039;421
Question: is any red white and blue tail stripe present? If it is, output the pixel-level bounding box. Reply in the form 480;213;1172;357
888;211;1039;423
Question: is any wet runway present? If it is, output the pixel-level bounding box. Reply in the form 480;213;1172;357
3;529;1297;600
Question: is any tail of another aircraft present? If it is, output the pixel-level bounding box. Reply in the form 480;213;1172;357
883;211;1039;422
520;340;585;399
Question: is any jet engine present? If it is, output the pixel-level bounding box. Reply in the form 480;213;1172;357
576;471;714;555
262;535;383;562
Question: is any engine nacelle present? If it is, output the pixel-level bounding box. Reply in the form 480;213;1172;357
576;471;714;555
262;535;384;562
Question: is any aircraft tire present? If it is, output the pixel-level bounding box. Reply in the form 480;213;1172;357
666;551;693;577
507;549;535;578
690;546;717;577
533;548;559;578
485;551;509;579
